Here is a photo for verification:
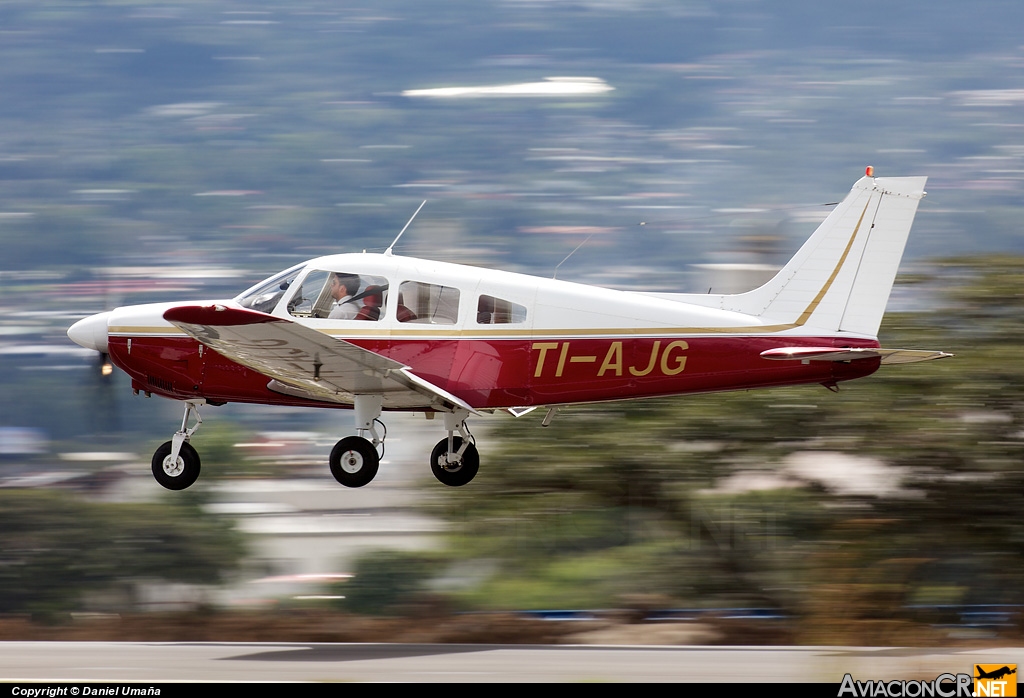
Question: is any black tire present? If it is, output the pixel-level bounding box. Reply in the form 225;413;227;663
330;436;380;488
430;437;480;487
151;440;201;491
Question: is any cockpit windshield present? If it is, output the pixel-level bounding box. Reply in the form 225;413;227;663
235;264;304;314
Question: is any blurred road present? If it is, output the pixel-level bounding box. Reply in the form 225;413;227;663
207;414;449;597
0;642;1020;683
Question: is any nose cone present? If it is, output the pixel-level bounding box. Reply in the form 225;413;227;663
68;311;111;353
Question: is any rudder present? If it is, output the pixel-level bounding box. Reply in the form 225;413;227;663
834;176;927;336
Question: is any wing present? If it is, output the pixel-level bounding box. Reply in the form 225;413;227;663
760;346;953;364
163;304;477;413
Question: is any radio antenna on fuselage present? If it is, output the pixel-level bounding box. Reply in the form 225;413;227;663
385;200;427;256
553;233;594;280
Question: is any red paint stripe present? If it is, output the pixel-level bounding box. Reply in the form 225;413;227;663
163;305;281;326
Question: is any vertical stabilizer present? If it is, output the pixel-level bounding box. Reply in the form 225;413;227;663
697;174;927;336
833;177;927;336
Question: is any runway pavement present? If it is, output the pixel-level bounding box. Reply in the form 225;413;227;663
0;642;1021;683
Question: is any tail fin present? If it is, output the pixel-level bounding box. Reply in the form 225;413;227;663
702;174;927;336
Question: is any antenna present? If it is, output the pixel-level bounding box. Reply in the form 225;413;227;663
385;200;427;256
553;233;594;280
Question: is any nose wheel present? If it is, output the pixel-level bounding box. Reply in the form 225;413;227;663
152;400;204;491
152;440;201;490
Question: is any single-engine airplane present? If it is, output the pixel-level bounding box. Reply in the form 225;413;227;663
68;168;950;491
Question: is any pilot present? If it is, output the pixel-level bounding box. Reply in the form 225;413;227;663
328;273;361;319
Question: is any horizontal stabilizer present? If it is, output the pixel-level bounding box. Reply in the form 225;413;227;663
760;346;953;364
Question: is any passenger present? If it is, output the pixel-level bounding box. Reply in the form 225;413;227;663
328;273;361;320
354;285;384;321
396;293;418;322
477;295;494;324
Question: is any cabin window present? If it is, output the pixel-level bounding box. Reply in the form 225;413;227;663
288;269;388;321
397;281;460;324
477;295;527;324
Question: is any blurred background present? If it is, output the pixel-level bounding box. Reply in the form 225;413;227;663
1;0;1023;644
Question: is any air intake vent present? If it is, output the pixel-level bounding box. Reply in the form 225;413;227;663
146;375;173;392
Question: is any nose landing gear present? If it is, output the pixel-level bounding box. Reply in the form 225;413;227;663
151;400;204;490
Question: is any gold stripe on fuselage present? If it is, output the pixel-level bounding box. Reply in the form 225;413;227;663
109;323;801;341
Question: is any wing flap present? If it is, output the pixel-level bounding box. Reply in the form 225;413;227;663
163;304;477;412
760;346;953;364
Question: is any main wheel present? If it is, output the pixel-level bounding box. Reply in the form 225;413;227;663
152;440;201;491
330;436;380;488
430;437;480;487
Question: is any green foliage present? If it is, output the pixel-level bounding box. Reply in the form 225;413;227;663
0;489;247;616
335;550;438;616
189;421;260;478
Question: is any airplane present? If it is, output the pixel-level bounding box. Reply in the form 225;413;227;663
67;167;951;491
975;666;1017;681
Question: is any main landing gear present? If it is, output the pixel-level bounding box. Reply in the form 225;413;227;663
429;410;479;487
329;395;383;488
328;402;480;489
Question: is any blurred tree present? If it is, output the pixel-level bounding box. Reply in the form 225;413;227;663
0;489;246;617
190;421;253;478
428;257;1024;642
335;550;438;616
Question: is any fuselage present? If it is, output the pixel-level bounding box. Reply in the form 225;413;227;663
71;252;881;411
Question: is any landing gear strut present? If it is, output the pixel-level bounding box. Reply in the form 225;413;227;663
152;400;204;490
329;395;383;488
430;409;479;487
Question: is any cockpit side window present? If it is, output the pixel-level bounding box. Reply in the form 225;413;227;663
287;269;389;321
397;281;460;324
477;295;527;324
236;266;303;314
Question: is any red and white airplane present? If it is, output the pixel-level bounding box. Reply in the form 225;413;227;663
68;169;949;491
